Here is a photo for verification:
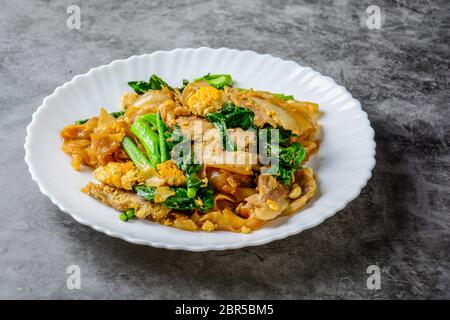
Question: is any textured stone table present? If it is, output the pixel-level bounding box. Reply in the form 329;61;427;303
1;0;448;299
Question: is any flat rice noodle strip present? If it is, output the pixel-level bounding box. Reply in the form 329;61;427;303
284;168;317;215
233;187;257;202
208;168;254;196
60;108;127;170
205;164;253;176
248;92;320;142
200;208;265;232
213;193;237;211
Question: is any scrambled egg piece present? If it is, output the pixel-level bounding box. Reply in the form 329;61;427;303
172;214;198;231
187;86;224;116
93;161;142;190
82;182;170;221
156;160;186;186
200;209;265;233
201;220;216;232
240;226;251;234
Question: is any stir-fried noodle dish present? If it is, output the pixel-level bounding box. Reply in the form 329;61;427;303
60;74;321;233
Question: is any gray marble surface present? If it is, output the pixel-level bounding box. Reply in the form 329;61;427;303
1;0;449;299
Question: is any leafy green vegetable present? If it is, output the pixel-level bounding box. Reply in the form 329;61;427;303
119;208;135;222
75;110;125;125
211;120;237;151
185;164;204;199
134;185;214;212
172;138;205;199
169;126;210;200
128;81;152;95
179;79;189;92
279;143;306;169
131;113;181;168
130;117;161;168
110;111;125;118
207;103;255;129
205;103;255;151
135;113;172;163
121;137;152;172
265;142;306;184
134;185;156;201
156;113;169;162
165;125;184;152
148;74;172;90
195;187;214;212
262;124;297;147
130;117;206;200
137;113;157;128
128;74;173;94
75;119;89;125
273;93;294;101
164;187;198;211
167;186;214;212
193;73;233;90
258;125;304;184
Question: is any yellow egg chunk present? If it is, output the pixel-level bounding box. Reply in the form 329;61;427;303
156;160;186;186
92;161;142;190
187;86;224;116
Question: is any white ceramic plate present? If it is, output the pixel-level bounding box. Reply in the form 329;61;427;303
24;48;375;251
